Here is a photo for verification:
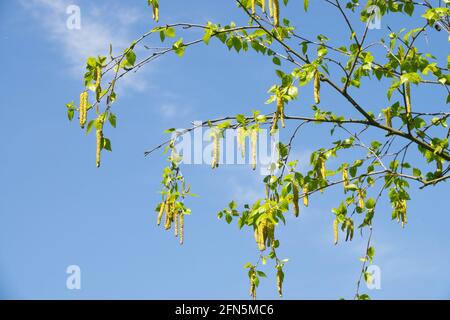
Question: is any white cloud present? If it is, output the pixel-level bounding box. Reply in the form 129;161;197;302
20;0;149;91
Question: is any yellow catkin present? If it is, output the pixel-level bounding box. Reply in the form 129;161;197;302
278;96;285;128
174;210;178;237
303;185;309;207
96;126;103;168
164;200;172;230
269;0;274;17
273;0;280;27
405;82;411;116
237;127;246;158
333;219;339;245
152;2;159;22
266;220;275;247
179;213;184;244
383;108;392;128
319;157;326;180
211;130;220;168
357;189;365;209
79;91;88;129
157;199;165;225
251;128;258;170
270;109;279;135
292;183;299;217
397;200;407;227
254;223;266;251
276;267;283;297
251;0;256;14
342;165;349;192
314;70;321;104
261;0;266;12
95;66;102;103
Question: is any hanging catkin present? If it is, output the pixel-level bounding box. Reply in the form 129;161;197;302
152;2;159;22
95;66;102;103
179;212;184;244
314;70;321;104
157;199;165;225
269;0;274;17
333;219;339;245
261;0;266;12
164;200;172;230
272;0;280;27
357;189;365;209
292;183;300;217
79;91;88;129
270;108;279;136
405;82;411;116
303;185;309;207
211;130;220;168
237;127;246;158
96;121;103;168
342;165;349;192
278;96;285;128
276;266;283;297
174;210;178;237
251;0;256;14
383;108;392;128
251;128;258;170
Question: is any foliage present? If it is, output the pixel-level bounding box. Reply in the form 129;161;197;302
66;0;450;299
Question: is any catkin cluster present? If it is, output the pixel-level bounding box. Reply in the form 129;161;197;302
254;218;275;251
314;70;321;104
395;200;407;227
79;91;88;129
158;197;185;244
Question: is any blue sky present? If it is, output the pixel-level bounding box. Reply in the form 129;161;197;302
0;0;449;299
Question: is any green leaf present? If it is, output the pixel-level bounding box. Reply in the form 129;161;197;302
125;49;136;66
365;198;376;209
102;137;112;152
165;27;176;38
272;57;281;66
108;112;117;128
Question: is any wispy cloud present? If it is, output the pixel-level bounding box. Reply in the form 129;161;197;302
19;0;149;91
159;103;192;120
